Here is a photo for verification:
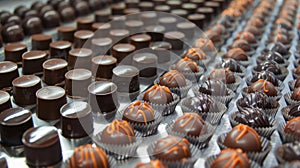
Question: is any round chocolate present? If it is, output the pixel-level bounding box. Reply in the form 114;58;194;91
230;39;251;52
212;149;250;168
100;119;135;145
0;11;11;25
175;57;199;73
143;84;173;104
236;31;257;44
22;126;62;167
74;1;90;16
291;88;300;101
176;22;196;39
112;43;136;63
23;10;39;19
133;52;158;78
153;135;191;161
272;42;289;56
277;142;300;162
68;48;92;70
145;25;165;42
235;107;270;127
14;6;29;18
183;94;215;113
109;29;130;44
57;26;76;42
1;24;24;43
208;69;236;84
122;100;155;124
36;86;67;120
0;61;19;89
43;58;68;85
0;108;33;146
159;70;186;88
224;124;262;152
73;30;94;48
224;48;248;61
221;59;242;73
150;41;171;63
91;37;112;56
0;91;11;113
49;41;72;59
112;65;139;93
92;55;117;80
60;101;93;138
3;15;21;25
4;43;27;63
251;71;279;86
259;50;285;64
59;6;76;22
94;9;110;23
88;81;119;113
284;117;300;138
184;48;207;61
22;50;48;75
248;79;277;97
22;17;43;35
76;17;94;30
41;10;60;28
173;112;206;136
31;34;52;50
65;68;92;98
199;80;227;96
289;103;300;117
255;60;281;75
237;92;275;110
164;31;185;50
193;38;215;53
130;34;151;50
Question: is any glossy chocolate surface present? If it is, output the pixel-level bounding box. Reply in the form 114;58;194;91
113;65;139;93
92;55;117;79
65;69;92;98
150;41;171;63
112;43;135;63
133;53;157;78
22;50;48;75
173;112;206;137
183;94;215;113
278;142;300;162
221;59;242;73
256;60;282;75
22;17;43;35
143;84;173;104
0;61;19;89
289;103;300;117
57;26;76;42
1;24;24;43
73;30;94;48
76;17;94;30
224;48;248;61
68;48;92;70
59;6;76;22
199;80;227;96
230;39;252;52
284;117;300;138
0;91;11;113
41;10;60;28
50;41;72;59
164;31;185;50
136;160;167;168
43;58;68;85
130;34;151;50
159;70;186;88
123;100;155;124
208;69;236;84
235;107;270;127
175;57;199;73
212;149;250;168
248;79;277;97
237;92;276;110
31;34;52;50
4;43;27;63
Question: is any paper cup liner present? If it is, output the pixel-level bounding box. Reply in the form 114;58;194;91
137;92;180;116
278;121;300;143
251;67;289;81
275;143;300;164
281;105;298;122
205;155;261;168
192;85;235;105
294;59;300;67
115;107;163;137
180;98;227;125
217;133;272;165
165;122;215;149
93;133;141;161
284;92;300;105
245;76;285;91
154;78;193;99
229;112;277;139
256;57;289;68
147;141;200;168
236;59;251;67
292;72;300;79
169;64;205;83
288;80;295;91
242;87;282;101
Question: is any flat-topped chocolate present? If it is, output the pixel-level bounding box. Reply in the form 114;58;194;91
188;14;205;28
159;17;177;31
65;69;92;98
125;20;144;34
0;61;19;89
112;43;136;63
57;26;76;42
91;37;112;56
109;29;130;44
4;43;27;63
50;41;72;59
43;58;68;85
94;9;110;23
31;34;52;50
176;22;196;38
150;41;172;63
133;53;158;78
22;126;62;167
60;101;93;138
113;65;140;93
130;34;151;50
145;25;165;42
73;30;94;48
92;55;117;79
68;48;92;70
0;108;33;146
140;12;157;26
164;31;185;50
22;50;48;75
76;17;94;30
0;91;11;113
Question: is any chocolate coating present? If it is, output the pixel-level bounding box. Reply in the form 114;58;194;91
74;1;90;16
59;6;76;22
0;91;11;113
143;84;173;105
212;149;250;168
251;71;279;86
237;92;275;110
4;43;27;63
1;24;24;43
91;37;112;56
208;69;236;84
41;10;60;28
149;41;171;63
0;108;33;146
31;34;52;50
22;17;43;35
183;94;215;113
176;22;196;39
94;9;110;23
73;30;94;48
92;55;117;79
130;34;151;50
259;50;285;64
65;69;92;98
236;31;257;44
291;88;300;101
57;26;76;42
135;160;167;168
248;79;277;97
68;48;92;70
255;60;282;75
43;58;68;85
230;39;251;52
112;43;135;63
272;42;289;56
278;141;300;162
164;31;185;50
224;124;262;152
224;48;248;61
175;57;199;73
22;126;62;167
153;135;191;161
100;120;135;145
173;112;206;137
289;103;300;117
284;117;300;138
60;101;93;138
159;70;186;88
50;41;72;59
145;25;165;42
184;48;207;61
76;17;94;31
22;50;48;75
199;80;227;96
235;107;270;128
132;53;157;78
221;59;242;73
112;65;139;93
122;100;155;124
0;61;19;89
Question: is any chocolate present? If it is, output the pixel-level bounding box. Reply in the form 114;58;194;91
224;124;262;152
112;65;139;93
92;55;117;80
196;7;214;22
164;31;185;50
0;108;33;146
149;41;171;63
230;39;252;52
175;57;199;73
130;34;151;50
68;48;92;70
94;9;110;23
14;6;29;18
136;160;167;168
236;31;257;44
23;10;39;19
100;119;135;145
49;41;72;59
94;23;111;37
272;42;289;56
22;126;62;167
193;38;215;53
109;29;130;44
73;30;94;48
125;20;143;35
65;69;92;98
153;135;191;161
184;48;207;61
36;86;67;120
255;60;281;75
173;112;206;136
111;3;125;15
143;84;173;104
60;101;93;138
112;43;135;63
0;61;19;89
176;22;196;39
289;103;300;117
43;58;68;85
88;81;119;113
159;70;186;88
122;100;155;124
208;69;236;84
132;53;157;78
212;149;250;168
284;117;300;138
139;2;154;11
188;14;205;28
251;71;279;86
221;59;242;73
294;65;300;76
237;92;275;110
140;12;157;26
3;15;21;25
224;48;248;61
1;24;24;43
182;3;197;14
126;0;139;8
155;5;171;13
205;30;222;44
22;50;48;75
171;9;188;18
57;26;76;42
199;80;227;96
74;1;90;16
291;88;300;101
4;43;27;63
41;10;60;28
235;107;270;127
167;0;182;9
31;34;52;50
259;50;285;64
0;11;11;25
0;91;11;113
184;94;215;113
248;79;277;97
76;17;94;30
277;141;300;162
22;17;43;35
69;144;109;167
59;6;76;22
295;78;300;89
243;25;262;37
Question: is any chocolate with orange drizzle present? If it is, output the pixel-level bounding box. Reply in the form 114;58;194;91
175;57;199;73
223;48;248;61
183;48;207;61
248;79;277;97
153;135;191;161
135;160;168;168
159;70;187;88
122;100;155;125
100;120;136;145
211;148;250;168
68;144;109;168
143;85;174;105
208;68;236;84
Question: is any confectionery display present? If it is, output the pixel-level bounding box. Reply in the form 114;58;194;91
0;0;299;167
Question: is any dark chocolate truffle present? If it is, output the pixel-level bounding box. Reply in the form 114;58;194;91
100;119;135;145
255;60;281;75
235;107;270;128
22;17;43;35
230;39;252;52
199;80;227;96
0;61;19;89
135;160;167;168
109;29;129;44
272;42;289;56
59;6;76;22
43;58;68;85
291;88;300;101
237;92;275;110
22;50;48;75
288;103;300;117
74;1;90;16
208;69;236;84
277;141;300;162
22;126;62;167
143;84;173;105
224;48;248;61
251;71;279;86
153;135;191;161
0;108;33;146
112;65;139;93
65;69;92;98
69;144;109;168
258;50;285;64
220;59;242;73
175;57;199;73
173;112;206;137
31;34;52;50
122;100;155;124
224;124;262;152
159;70;186;88
1;24;24;43
41;10;60;28
236;31;257;44
284;117;300;138
248;79;277;97
4;43;27;63
211;148;250;168
183;94;215;113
